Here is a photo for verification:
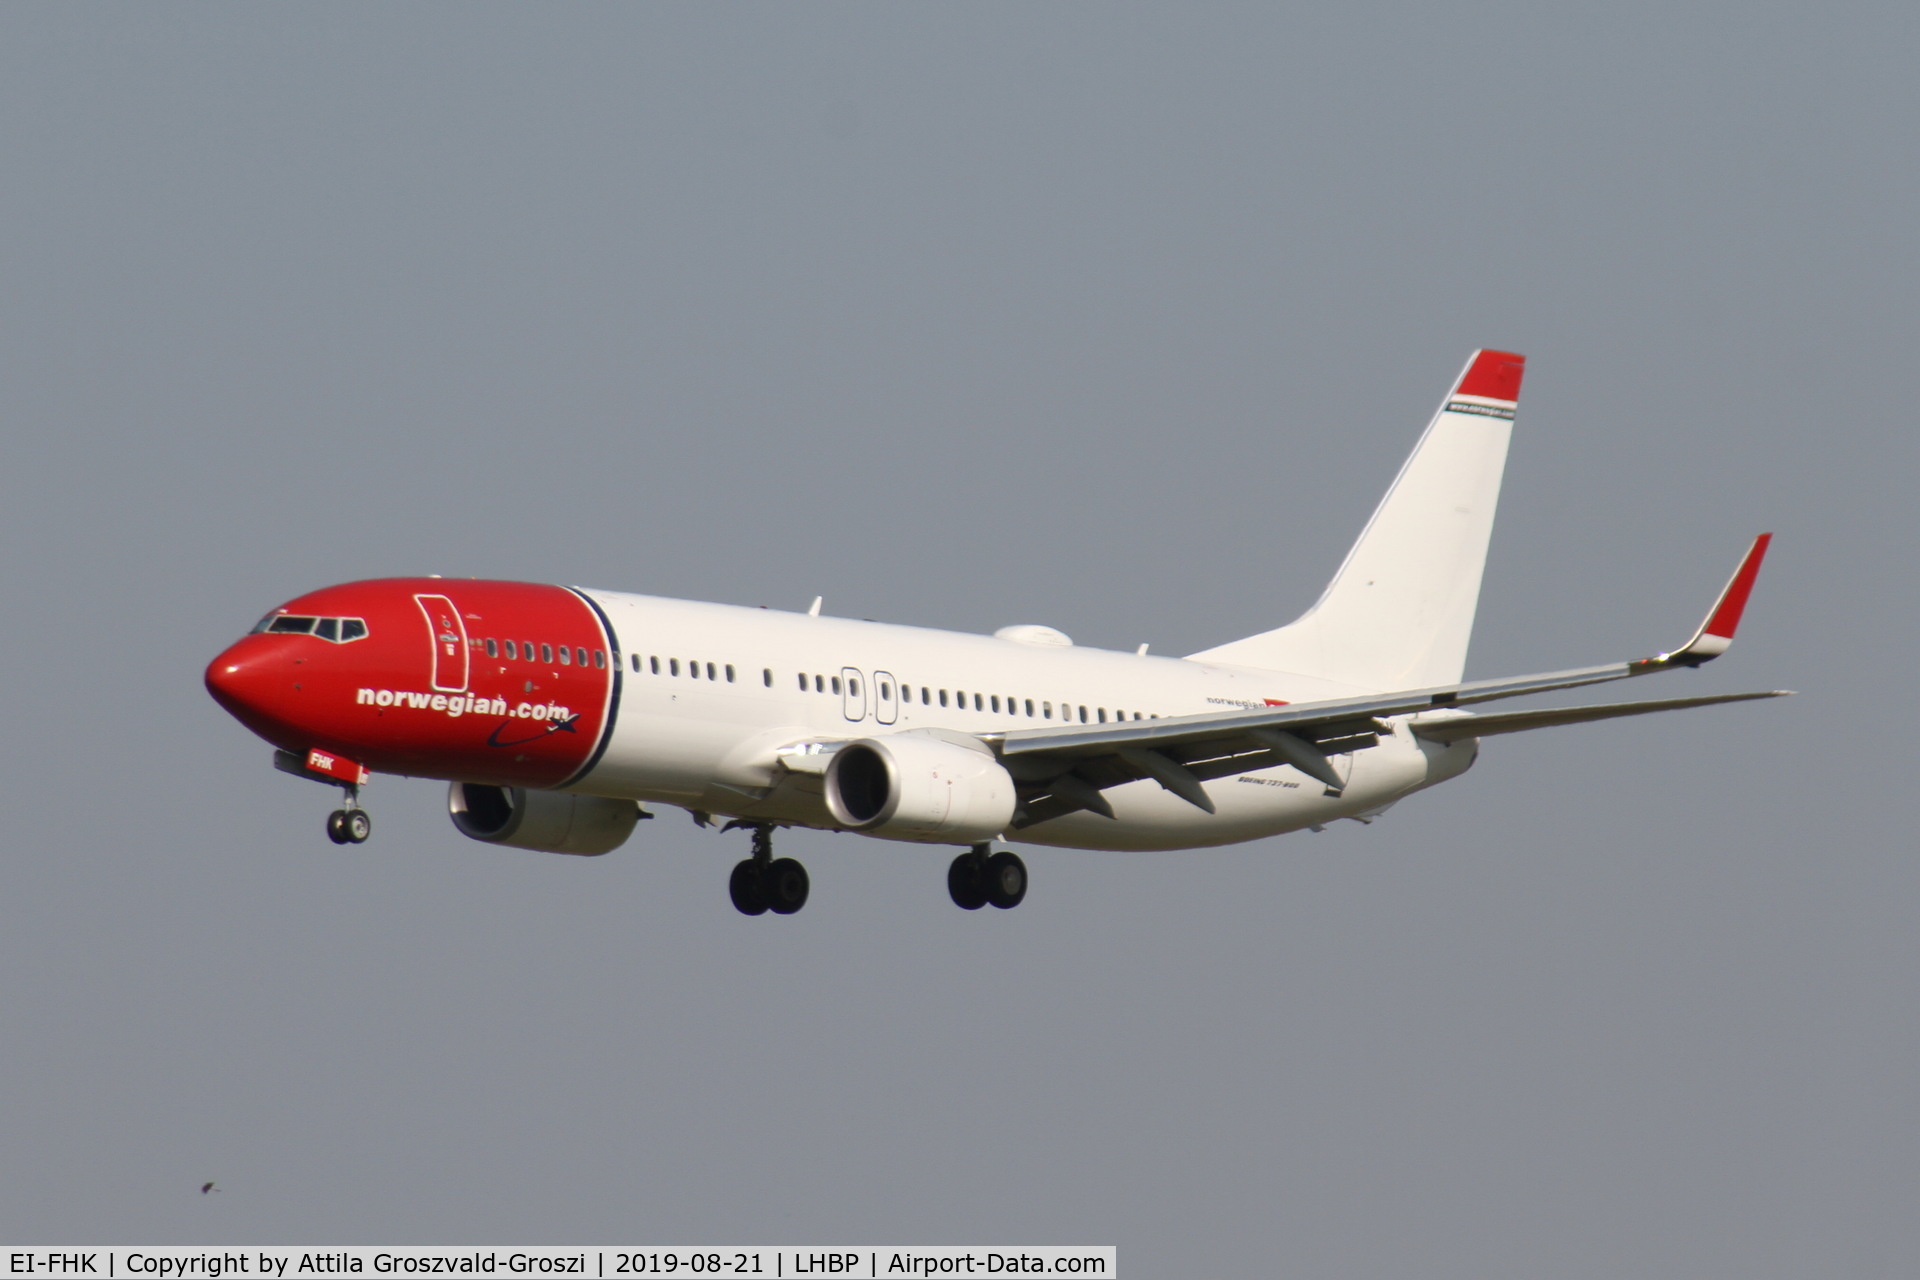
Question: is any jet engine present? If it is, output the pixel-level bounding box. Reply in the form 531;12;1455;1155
447;782;639;856
824;734;1018;844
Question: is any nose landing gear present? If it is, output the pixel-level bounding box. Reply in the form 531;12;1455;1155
326;803;370;844
326;808;371;844
325;786;370;845
726;822;809;916
949;844;1026;910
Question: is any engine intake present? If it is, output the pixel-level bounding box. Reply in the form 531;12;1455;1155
823;735;1017;844
447;782;638;856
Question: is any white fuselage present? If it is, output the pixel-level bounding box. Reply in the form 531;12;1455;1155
572;591;1479;851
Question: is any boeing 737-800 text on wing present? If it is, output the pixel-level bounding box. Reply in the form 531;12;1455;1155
206;350;1785;914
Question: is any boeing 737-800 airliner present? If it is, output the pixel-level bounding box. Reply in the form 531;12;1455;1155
206;350;1784;915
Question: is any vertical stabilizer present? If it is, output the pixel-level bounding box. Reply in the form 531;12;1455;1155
1188;350;1523;691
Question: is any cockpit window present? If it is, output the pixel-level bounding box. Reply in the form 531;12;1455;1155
250;613;369;643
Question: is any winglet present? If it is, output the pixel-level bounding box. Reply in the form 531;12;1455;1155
1645;533;1773;668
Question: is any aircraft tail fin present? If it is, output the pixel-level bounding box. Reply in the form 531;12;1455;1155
1187;349;1524;691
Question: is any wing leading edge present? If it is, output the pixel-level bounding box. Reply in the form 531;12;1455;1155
988;534;1779;826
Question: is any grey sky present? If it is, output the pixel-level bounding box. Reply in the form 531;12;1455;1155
2;4;1914;1274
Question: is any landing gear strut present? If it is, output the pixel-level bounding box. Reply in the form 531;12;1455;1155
949;844;1026;910
728;824;809;916
326;786;370;845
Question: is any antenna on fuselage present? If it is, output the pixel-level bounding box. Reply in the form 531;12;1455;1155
807;596;822;617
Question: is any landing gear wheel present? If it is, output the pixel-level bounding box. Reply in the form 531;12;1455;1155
948;851;988;910
343;809;371;844
985;850;1027;909
729;859;770;916
763;858;810;915
325;811;351;845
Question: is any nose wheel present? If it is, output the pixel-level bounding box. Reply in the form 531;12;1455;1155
326;807;371;845
325;781;370;845
726;822;808;915
949;845;1026;910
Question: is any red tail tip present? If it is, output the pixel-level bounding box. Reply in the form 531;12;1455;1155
1456;349;1526;402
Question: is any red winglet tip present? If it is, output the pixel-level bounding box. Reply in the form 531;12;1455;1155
1703;533;1772;639
1455;349;1526;402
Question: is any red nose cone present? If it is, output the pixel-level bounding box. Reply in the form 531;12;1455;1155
205;635;308;747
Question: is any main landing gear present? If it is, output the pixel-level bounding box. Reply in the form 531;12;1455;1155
948;844;1027;911
325;786;371;845
726;823;809;916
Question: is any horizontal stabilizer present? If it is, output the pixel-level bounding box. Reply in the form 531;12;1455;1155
1409;690;1791;743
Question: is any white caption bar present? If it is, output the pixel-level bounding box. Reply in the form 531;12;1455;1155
3;1250;1116;1280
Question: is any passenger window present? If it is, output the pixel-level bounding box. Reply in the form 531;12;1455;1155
880;682;891;700
630;653;640;673
1043;701;1052;718
559;647;571;665
726;664;735;683
707;662;717;681
1098;708;1107;723
650;656;660;674
815;674;825;693
797;673;808;691
956;690;966;709
939;690;949;708
850;678;860;697
990;695;1000;713
922;687;931;705
484;637;497;658
541;644;554;664
268;616;316;634
670;658;680;676
1079;705;1088;722
577;648;588;666
1025;699;1034;716
316;618;341;642
974;693;983;711
340;618;367;642
594;650;605;669
831;677;842;695
763;668;773;687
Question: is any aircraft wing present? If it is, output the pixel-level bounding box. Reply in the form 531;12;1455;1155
1406;690;1790;743
986;534;1777;826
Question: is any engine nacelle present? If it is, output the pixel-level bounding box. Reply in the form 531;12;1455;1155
447;782;638;856
823;734;1018;844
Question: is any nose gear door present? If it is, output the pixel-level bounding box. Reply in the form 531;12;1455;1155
415;593;470;692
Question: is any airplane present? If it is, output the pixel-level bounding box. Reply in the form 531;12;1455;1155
205;350;1786;916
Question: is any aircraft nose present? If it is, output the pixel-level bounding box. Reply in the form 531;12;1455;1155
205;636;302;731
